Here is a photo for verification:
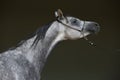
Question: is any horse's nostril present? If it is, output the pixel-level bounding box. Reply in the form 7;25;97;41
85;22;100;34
94;23;99;26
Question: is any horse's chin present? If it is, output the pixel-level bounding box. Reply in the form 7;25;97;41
79;32;90;38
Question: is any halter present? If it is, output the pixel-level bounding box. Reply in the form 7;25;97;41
56;18;95;46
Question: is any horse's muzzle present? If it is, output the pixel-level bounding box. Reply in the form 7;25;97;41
85;22;100;34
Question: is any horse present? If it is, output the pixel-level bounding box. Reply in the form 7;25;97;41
0;9;100;80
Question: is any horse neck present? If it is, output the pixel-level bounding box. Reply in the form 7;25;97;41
16;21;65;73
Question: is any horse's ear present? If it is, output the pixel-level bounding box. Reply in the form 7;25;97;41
55;9;64;20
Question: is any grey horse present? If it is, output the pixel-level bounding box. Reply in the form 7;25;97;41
0;9;100;80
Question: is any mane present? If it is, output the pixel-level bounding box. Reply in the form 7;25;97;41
32;22;53;46
9;21;53;50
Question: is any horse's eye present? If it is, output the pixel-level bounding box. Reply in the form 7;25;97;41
71;19;79;26
73;19;77;23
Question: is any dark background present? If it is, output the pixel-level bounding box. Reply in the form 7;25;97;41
0;0;120;80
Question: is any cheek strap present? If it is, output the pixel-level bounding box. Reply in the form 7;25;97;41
56;19;83;32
